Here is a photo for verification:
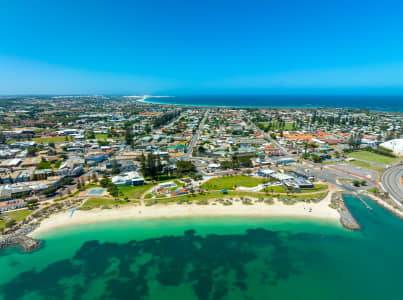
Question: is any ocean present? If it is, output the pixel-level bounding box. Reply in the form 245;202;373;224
0;195;403;300
144;95;403;112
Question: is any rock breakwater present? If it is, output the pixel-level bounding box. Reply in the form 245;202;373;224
331;192;361;231
0;226;40;252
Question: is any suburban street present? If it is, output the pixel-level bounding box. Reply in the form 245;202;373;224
185;109;209;157
251;122;291;156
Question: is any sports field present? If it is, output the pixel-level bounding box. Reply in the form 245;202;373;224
347;151;399;165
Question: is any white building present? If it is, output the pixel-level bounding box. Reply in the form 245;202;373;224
380;139;403;156
111;171;144;186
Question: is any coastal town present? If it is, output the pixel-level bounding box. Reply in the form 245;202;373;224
0;95;402;250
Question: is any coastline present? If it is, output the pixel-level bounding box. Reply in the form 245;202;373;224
30;198;340;238
363;192;403;220
142;98;335;110
140;96;403;112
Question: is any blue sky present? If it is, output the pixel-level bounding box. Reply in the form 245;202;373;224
0;0;403;95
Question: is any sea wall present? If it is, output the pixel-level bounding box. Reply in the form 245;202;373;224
364;193;403;221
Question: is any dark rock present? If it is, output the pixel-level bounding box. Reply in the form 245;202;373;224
0;225;40;252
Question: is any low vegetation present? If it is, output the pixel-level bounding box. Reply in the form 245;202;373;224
300;184;328;193
262;184;328;194
144;190;328;206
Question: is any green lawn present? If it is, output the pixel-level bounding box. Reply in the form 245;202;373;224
80;198;127;209
0;209;32;229
345;160;386;174
201;175;265;190
33;137;72;143
94;133;108;140
367;187;380;194
348;151;400;165
118;184;154;199
7;136;71;144
174;180;185;187
258;122;295;131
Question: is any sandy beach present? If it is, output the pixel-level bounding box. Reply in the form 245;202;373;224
30;196;340;237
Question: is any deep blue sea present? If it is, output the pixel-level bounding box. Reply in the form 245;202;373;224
145;95;403;112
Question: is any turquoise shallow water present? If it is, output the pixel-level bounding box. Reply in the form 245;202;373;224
0;195;402;300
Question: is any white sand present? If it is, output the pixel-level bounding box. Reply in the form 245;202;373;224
30;196;340;237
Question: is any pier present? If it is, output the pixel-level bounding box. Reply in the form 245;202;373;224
356;194;373;211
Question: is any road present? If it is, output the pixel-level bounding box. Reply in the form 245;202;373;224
251;122;290;155
294;162;377;193
185;110;209;157
381;164;403;206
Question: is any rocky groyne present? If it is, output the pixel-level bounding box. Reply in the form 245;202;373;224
0;226;40;252
0;197;83;252
331;192;361;231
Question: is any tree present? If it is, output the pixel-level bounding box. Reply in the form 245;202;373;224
87;131;95;139
152;109;181;128
27;198;39;209
220;160;232;169
140;153;169;180
106;181;119;197
36;158;52;170
198;145;206;153
0;133;6;145
27;145;37;157
59;153;68;159
61;177;74;186
310;154;323;163
348;133;362;150
111;160;120;175
140;154;147;176
144;124;151;134
124;124;134;147
100;178;111;188
193;174;203;181
43;187;57;196
176;160;196;175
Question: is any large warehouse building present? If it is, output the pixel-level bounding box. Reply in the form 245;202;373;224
380;139;403;156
